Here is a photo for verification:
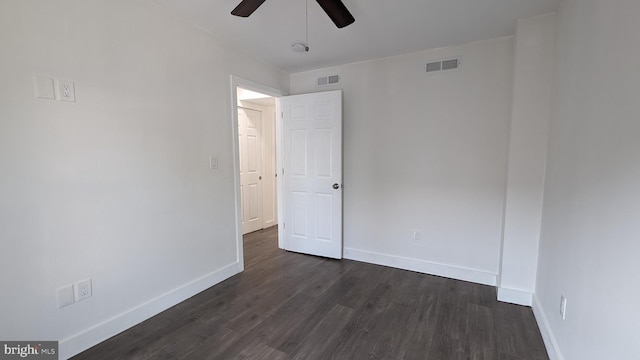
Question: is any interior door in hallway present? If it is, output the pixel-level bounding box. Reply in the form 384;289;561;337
281;90;343;259
238;106;263;234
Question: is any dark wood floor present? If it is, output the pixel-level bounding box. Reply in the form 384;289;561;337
73;226;548;360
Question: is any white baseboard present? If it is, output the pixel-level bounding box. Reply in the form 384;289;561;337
59;261;242;359
532;294;564;360
497;287;533;306
343;247;497;286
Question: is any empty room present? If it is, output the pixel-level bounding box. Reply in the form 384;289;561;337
1;0;638;359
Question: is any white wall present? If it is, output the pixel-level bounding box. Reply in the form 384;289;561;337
0;1;288;358
290;37;514;285
498;13;556;306
534;0;640;359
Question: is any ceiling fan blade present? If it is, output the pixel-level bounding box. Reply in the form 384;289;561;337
315;0;355;28
231;0;266;17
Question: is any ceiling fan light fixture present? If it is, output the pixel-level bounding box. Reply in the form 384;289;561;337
291;42;310;53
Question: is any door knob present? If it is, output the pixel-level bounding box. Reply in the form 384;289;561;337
259;176;262;180
332;183;340;190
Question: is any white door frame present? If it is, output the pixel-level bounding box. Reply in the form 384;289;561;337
230;75;286;271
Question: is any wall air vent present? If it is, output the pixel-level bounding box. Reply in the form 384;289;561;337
425;58;461;74
426;61;441;72
317;74;340;87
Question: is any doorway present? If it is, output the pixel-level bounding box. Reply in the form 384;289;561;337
236;87;278;234
230;76;285;270
230;76;344;269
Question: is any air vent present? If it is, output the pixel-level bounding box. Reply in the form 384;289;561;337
426;62;441;72
442;59;459;70
425;58;460;73
317;74;340;87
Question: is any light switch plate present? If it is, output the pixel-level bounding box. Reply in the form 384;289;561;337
34;74;56;100
58;79;76;102
57;284;75;308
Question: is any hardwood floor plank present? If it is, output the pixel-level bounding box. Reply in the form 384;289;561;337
398;292;439;360
180;327;241;360
318;275;400;359
271;271;359;354
289;304;355;360
299;258;355;298
234;337;289;360
427;281;474;360
366;271;425;360
465;303;497;360
242;292;318;348
338;262;393;310
72;226;548;360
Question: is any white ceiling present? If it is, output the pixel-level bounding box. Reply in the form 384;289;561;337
149;0;559;73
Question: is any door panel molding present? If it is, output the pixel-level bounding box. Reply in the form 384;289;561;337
238;106;264;234
281;90;343;259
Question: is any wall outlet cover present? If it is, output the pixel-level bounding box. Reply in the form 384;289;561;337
57;284;75;308
76;278;92;301
560;295;567;320
34;74;56;100
58;79;76;102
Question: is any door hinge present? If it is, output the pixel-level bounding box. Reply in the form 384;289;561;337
281;112;284;118
283;222;286;230
282;168;285;175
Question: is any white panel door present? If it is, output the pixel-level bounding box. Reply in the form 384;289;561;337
238;107;263;234
262;108;278;228
282;90;342;259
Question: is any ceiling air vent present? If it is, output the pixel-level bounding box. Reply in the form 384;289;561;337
425;58;460;74
317;74;340;87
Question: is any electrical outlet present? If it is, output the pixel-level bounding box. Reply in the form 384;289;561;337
560;295;567;320
58;79;76;102
412;231;422;242
57;284;75;308
76;278;92;301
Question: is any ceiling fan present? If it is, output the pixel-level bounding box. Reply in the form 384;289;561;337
231;0;355;28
